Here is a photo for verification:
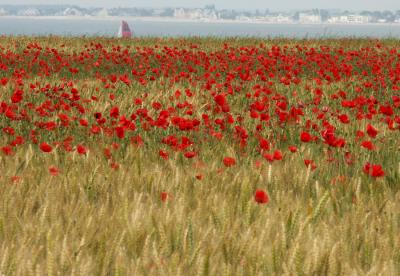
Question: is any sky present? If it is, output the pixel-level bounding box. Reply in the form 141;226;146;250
0;0;399;11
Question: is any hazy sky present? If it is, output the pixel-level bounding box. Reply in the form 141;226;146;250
1;0;399;11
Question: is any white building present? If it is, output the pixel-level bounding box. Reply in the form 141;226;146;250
328;15;369;24
174;8;200;19
236;15;252;21
63;8;83;16
348;15;369;23
265;15;293;23
174;8;186;18
190;9;204;19
18;8;41;16
299;13;321;23
327;16;341;23
173;8;218;20
202;10;218;20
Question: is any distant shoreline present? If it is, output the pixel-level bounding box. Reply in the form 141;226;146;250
1;15;400;26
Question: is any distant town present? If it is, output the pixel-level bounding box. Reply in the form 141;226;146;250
1;5;400;24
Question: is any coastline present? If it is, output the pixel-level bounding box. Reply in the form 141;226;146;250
1;15;400;26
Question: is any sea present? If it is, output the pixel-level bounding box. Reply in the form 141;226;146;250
1;17;400;38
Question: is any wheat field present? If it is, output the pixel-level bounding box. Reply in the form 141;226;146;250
0;37;399;275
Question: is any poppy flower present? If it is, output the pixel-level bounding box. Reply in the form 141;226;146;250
0;77;8;86
273;150;283;160
214;94;226;106
254;189;269;204
3;127;15;135
356;131;365;139
184;151;196;159
263;153;274;162
300;131;312;142
40;142;53;153
109;106;119;118
79;119;88;127
160;192;170;202
11;89;23;104
1;146;14;156
111;142;120;150
90;125;101;134
304;159;317;170
366;124;378;138
104;148;112;159
361;140;375;150
338;114;350;124
10;136;24;147
159;150;169;160
223;157;236;167
363;163;385;177
110;162;120;170
344;152;354;165
254;160;262;168
76;144;87;155
48;166;60;176
115;127;125;139
259;138;270;151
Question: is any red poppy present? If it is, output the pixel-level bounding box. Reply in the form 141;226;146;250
10;136;25;147
0;77;8;86
3;127;15;135
356;131;365;139
40;142;53;153
110;162;120;170
223;157;236;167
254;160;262;168
110;106;119;118
90;125;101;135
304;159;317;170
104;148;112;159
363;163;385;177
338;114;350;124
79;119;88;127
366;124;378;138
273;150;283;160
300;131;312;142
259;138;270;151
1;146;14;156
160;192;170;202
76;144;87;155
184;151;196;159
361;140;375;151
254;189;269;204
49;166;60;176
263;153;274;162
11;89;23;104
115;127;125;139
159;150;169;160
214;94;226;106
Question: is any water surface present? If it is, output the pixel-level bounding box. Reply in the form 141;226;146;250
1;17;400;38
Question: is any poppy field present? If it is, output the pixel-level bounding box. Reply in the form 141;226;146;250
0;36;399;275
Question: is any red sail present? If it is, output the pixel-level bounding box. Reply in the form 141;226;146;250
118;20;132;38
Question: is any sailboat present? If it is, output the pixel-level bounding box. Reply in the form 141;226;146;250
117;20;132;38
